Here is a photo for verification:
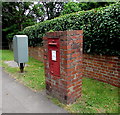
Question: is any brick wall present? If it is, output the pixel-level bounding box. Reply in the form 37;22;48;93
28;46;120;88
28;47;44;62
83;54;120;87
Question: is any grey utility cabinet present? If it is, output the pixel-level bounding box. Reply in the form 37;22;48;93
13;35;28;63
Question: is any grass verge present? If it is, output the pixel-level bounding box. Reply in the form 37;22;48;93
1;50;45;91
1;49;119;113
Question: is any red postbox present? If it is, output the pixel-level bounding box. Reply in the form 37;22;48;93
48;38;60;77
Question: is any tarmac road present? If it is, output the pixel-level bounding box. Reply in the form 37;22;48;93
1;67;68;113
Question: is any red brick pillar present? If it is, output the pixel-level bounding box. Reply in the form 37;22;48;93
43;30;83;104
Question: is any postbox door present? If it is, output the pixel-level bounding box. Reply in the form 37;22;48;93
48;38;60;77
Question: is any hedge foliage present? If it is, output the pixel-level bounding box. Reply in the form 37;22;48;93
21;3;120;56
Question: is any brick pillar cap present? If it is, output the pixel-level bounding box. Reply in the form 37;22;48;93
44;30;83;38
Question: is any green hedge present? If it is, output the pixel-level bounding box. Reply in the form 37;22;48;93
21;3;120;56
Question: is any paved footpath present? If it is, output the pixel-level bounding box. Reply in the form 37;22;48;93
1;67;68;113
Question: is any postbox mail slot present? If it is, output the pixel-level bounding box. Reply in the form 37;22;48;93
48;43;57;46
48;38;60;77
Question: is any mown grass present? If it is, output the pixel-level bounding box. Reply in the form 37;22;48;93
1;50;45;91
68;78;119;113
1;49;119;113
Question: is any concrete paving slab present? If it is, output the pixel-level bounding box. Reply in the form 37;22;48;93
2;67;68;113
4;61;29;68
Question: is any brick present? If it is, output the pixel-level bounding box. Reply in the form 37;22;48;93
83;54;119;88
